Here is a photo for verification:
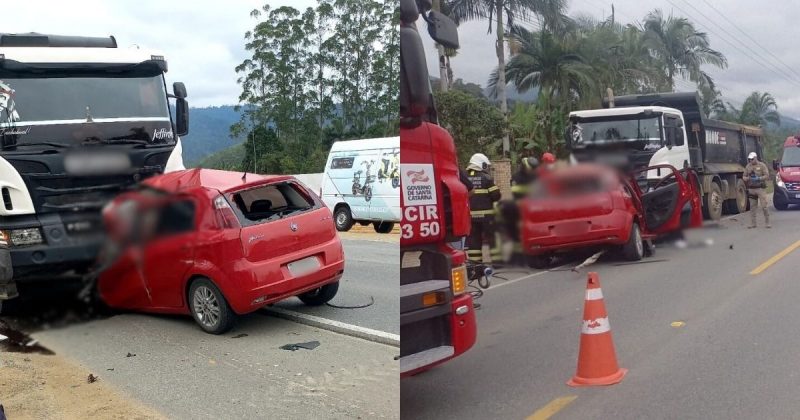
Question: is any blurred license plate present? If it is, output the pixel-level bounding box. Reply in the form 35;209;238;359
65;152;131;175
287;256;320;277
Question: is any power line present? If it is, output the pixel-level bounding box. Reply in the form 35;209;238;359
671;0;800;89
697;0;800;82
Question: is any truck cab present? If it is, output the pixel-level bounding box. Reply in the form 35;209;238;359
399;0;476;377
0;33;188;305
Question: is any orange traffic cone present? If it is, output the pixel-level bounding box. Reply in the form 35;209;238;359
567;272;627;387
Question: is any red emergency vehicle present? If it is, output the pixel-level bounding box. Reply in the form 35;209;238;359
399;0;477;377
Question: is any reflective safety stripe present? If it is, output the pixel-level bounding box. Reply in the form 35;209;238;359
585;288;603;301
470;209;496;216
488;186;500;192
581;317;611;335
511;185;528;193
472;188;490;194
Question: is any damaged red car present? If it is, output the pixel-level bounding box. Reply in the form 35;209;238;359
97;169;345;334
520;163;703;268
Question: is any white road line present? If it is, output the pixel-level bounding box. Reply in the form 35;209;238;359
263;306;399;347
488;263;572;290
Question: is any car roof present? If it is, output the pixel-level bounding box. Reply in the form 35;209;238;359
143;168;293;194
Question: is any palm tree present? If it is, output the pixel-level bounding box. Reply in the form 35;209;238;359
642;9;727;91
720;92;780;127
443;0;569;156
490;25;592;152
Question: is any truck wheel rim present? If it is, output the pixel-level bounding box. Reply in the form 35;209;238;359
193;286;220;328
635;228;643;256
336;212;347;226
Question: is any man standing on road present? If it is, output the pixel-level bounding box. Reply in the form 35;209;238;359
744;151;771;229
465;153;501;264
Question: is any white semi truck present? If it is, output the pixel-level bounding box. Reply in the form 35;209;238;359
0;33;188;307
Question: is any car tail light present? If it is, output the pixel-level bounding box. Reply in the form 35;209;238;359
213;195;240;229
451;265;467;295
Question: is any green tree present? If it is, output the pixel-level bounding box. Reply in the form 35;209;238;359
718;91;780;127
433;89;505;164
444;0;570;156
642;9;727;91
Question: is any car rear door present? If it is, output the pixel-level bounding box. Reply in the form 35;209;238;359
634;165;702;234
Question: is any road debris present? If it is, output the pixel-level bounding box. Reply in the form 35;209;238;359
671;321;686;328
571;250;605;272
232;333;248;339
126;352;136;358
0;320;54;355
87;374;98;383
280;341;321;351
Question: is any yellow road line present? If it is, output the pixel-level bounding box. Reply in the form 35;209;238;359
526;396;578;420
750;239;800;275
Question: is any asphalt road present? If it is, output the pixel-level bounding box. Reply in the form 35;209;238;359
273;238;399;335
401;207;800;419
34;313;399;419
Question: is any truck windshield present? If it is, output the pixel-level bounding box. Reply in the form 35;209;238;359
0;74;168;126
782;147;800;166
570;116;662;151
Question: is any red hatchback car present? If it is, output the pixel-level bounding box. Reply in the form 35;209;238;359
520;163;702;268
97;169;345;334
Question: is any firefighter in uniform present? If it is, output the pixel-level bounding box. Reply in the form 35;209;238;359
744;151;771;228
465;153;501;264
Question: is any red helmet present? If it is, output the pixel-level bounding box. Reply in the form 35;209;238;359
541;152;556;164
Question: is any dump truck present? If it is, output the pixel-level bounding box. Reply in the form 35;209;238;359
565;92;764;220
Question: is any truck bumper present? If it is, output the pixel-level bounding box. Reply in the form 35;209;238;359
773;186;800;204
0;212;103;281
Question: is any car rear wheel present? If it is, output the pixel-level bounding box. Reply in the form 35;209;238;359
621;223;644;261
189;278;236;335
334;206;354;232
373;222;394;233
298;281;339;306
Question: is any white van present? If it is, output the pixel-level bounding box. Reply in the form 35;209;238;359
321;137;400;233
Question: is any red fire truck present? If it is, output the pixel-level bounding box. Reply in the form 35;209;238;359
399;0;478;378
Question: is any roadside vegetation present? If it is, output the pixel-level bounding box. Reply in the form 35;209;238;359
226;0;398;174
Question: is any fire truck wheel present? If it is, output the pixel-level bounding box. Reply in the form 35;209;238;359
334;206;354;231
373;222;395;233
299;281;339;306
621;223;644;261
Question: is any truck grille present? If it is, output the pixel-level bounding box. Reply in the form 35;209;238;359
26;174;145;212
785;182;800;191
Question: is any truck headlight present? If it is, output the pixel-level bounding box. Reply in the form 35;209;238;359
776;174;785;188
4;228;44;247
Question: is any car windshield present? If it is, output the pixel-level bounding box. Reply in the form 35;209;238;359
782;147;800;166
570;116;662;151
0;73;169;126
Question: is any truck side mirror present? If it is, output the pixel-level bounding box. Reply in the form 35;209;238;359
176;97;189;137
773;159;779;171
426;10;459;49
172;82;187;99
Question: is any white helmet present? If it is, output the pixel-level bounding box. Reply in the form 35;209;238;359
748;152;758;160
469;153;491;169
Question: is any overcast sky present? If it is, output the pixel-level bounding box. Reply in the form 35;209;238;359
3;0;316;107
422;0;800;117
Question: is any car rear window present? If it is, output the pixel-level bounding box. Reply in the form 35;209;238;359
229;182;317;224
